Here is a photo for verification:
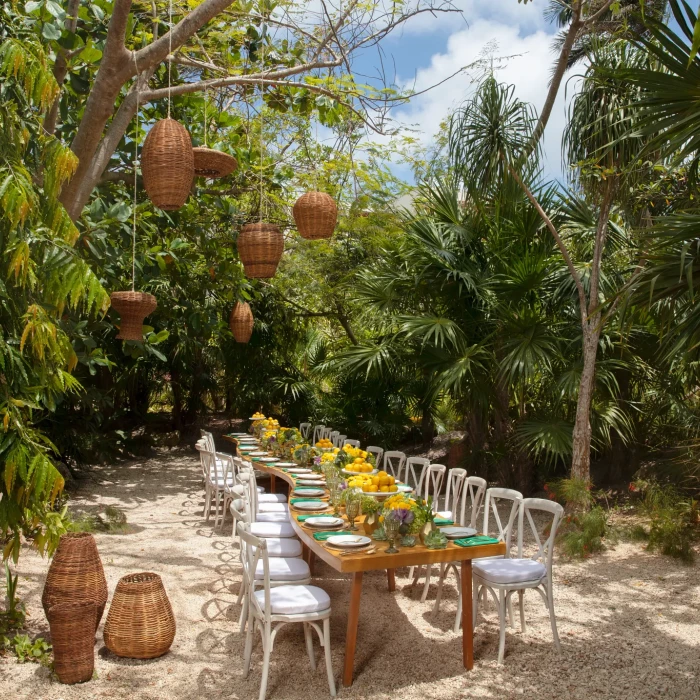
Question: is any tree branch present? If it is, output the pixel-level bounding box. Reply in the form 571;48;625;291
588;176;616;313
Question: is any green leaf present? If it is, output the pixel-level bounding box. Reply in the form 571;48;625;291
41;23;62;41
24;1;43;12
689;13;700;68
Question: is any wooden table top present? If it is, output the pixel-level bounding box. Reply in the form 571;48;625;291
248;455;506;573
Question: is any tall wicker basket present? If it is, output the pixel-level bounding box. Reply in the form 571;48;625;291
237;223;284;278
104;572;176;659
293;191;337;240
42;532;108;632
141;118;194;210
48;601;96;684
110;291;158;341
193;147;238;178
230;302;253;343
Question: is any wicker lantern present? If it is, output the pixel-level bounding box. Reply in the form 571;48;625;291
229;302;254;343
193;147;237;178
110;291;157;341
293;191;337;240
141;118;194;210
237;222;284;278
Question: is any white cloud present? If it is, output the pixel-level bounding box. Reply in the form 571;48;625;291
383;15;575;181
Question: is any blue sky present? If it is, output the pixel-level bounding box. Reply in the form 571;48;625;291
349;0;573;184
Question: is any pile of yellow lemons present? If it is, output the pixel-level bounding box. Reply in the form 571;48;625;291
315;438;334;448
347;470;398;492
252;412;266;420
344;457;375;473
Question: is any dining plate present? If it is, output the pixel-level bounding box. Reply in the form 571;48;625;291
275;462;297;467
288;468;313;474
230;432;249;437
293;487;326;497
341;467;378;476
262;457;280;462
440;527;477;540
397;484;413;493
238;439;258;443
303;516;344;528
326;534;371;549
296;479;325;487
248;451;268;456
292;501;329;511
249;417;266;420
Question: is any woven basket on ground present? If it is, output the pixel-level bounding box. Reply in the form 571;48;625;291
110;291;158;341
237;222;284;278
104;572;176;659
42;532;108;632
293;190;337;240
193;147;237;178
230;302;253;343
141;118;193;210
48;601;96;684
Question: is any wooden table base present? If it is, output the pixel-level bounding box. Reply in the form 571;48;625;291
343;571;364;687
387;568;395;592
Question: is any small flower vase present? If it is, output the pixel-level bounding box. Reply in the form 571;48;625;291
419;520;438;546
362;512;379;536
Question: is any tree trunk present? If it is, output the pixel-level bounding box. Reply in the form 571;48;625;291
571;327;601;482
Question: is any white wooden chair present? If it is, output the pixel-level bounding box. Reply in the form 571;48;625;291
328;430;340;446
246;473;291;523
200;450;235;528
473;497;563;663
366;445;384;469
401;456;429;489
312;425;325;444
321;427;333;440
432;476;487;630
333;433;347;448
382;451;406;479
230;499;303;558
436;468;467;520
299;422;311;440
343;439;360;448
239;525;336;700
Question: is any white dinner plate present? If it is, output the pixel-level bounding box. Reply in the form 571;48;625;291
292;500;329;511
440;527;477;540
249;417;266;420
288;468;312;474
341;467;378;476
248;451;268;456
304;516;345;528
397;484;413;493
275;462;297;467
293;487;326;497
230;432;249;436
238;439;258;443
326;535;371;549
296;479;325;487
262;457;280;462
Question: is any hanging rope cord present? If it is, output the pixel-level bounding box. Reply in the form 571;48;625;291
167;0;173;118
259;24;265;223
132;51;140;292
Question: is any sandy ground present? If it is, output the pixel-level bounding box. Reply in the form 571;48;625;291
1;447;699;700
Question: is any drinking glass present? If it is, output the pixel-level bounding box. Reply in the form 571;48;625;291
384;514;400;554
345;492;361;531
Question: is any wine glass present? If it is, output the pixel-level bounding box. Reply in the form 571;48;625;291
329;482;343;516
345;491;361;531
384;513;400;554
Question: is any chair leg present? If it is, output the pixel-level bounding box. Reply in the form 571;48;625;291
204;486;212;522
497;589;507;664
243;613;254;678
236;580;245;606
420;563;433;603
433;563;447;615
546;584;561;651
322;618;336;697
259;625;272;700
304;623;316;670
408;565;416;582
518;589;526;633
239;594;248;632
214;491;221;528
507;592;516;628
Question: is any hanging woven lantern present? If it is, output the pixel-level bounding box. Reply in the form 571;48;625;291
110;291;157;340
229;302;254;343
237;223;284;278
193;147;238;178
141;118;193;210
293;191;337;240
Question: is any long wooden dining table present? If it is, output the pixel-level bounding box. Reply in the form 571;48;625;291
237;449;506;687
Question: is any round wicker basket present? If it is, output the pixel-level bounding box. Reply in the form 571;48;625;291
104;572;176;659
110;291;158;341
230;302;253;343
293;191;337;240
48;601;96;684
42;532;108;632
193;147;238;178
141;118;194;210
237;223;284;278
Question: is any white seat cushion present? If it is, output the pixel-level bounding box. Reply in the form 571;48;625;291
473;558;546;585
257;486;265;494
253;538;302;558
258;502;289;513
254;585;330;615
209;477;234;487
254;556;310;581
250;522;296;538
258;493;288;503
256;512;291;523
436;510;453;520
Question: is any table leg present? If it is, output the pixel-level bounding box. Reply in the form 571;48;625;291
387;568;395;592
461;559;474;670
301;542;309;565
270;474;276;493
308;550;315;577
343;571;363;687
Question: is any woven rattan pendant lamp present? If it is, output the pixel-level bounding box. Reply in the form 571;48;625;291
141;0;193;209
229;301;254;343
193;90;238;178
237;34;284;278
293;190;337;240
110;56;157;341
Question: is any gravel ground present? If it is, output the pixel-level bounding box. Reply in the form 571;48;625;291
1;447;699;700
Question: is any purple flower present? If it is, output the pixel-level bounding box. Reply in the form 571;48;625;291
387;508;414;526
338;481;347;491
314;456;322;465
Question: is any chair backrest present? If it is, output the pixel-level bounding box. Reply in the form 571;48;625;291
312;425;325;444
299;422;311;440
443;467;467;515
366;446;384;468
458;476;487;528
402;456;429;488
518;498;564;577
333;434;347;448
230;497;252;526
482;487;523;555
329;430;340;445
383;451;406;479
418;464;447;508
343;439;360;448
238;523;271;624
321;427;333;439
200;449;217;482
200;430;215;452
